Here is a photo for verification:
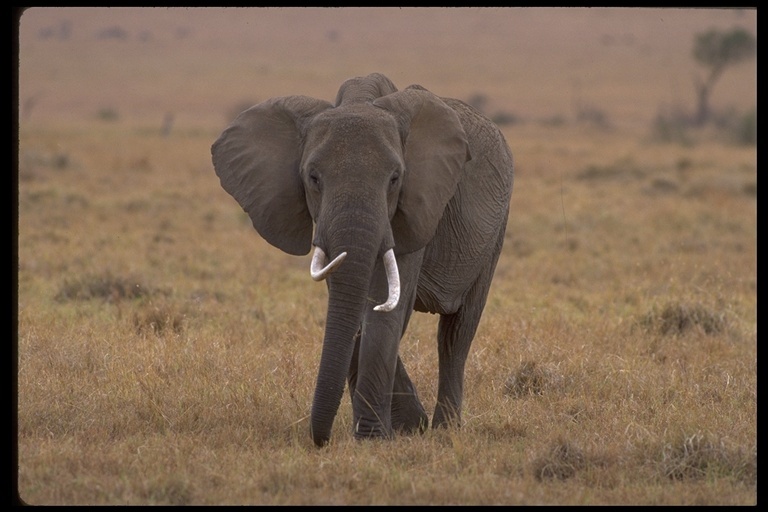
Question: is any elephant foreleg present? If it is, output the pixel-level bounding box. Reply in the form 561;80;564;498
349;333;427;435
348;336;427;436
347;329;362;402
389;294;428;434
351;249;427;439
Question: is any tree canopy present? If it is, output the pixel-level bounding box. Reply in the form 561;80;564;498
693;27;756;74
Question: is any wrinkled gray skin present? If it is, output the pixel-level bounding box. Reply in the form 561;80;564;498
212;73;514;447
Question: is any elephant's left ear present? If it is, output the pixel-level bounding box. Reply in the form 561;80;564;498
373;88;470;253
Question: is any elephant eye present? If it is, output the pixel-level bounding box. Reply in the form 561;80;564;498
389;171;400;186
308;171;320;188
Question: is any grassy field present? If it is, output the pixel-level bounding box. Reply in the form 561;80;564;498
16;7;756;505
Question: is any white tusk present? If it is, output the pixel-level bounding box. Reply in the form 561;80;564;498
310;246;347;281
373;248;400;312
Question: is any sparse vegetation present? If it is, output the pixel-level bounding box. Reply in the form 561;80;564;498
651;105;694;145
649;26;756;145
655;432;756;485
96;107;119;122
718;107;756;146
574;103;612;129
55;271;159;303
691;27;756;126
531;438;591;482
650;103;756;146
503;361;565;397
575;158;645;182
17;7;755;506
635;301;728;337
133;299;186;336
490;110;520;126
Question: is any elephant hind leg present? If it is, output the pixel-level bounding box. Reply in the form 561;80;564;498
432;237;505;429
432;306;478;429
391;356;428;434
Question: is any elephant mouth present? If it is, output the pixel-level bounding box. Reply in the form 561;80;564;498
309;245;401;312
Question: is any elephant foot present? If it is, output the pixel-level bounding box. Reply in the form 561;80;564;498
391;394;429;434
353;418;393;441
431;403;462;430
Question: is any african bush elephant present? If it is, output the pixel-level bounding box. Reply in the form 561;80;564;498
212;73;514;447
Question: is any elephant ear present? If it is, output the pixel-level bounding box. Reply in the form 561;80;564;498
373;87;470;254
211;96;332;255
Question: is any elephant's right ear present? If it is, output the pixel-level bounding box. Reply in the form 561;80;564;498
212;96;333;256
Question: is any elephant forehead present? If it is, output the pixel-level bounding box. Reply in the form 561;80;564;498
307;108;402;152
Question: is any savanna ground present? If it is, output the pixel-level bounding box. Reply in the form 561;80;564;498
15;7;756;505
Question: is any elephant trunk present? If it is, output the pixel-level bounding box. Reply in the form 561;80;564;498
310;237;376;447
309;208;396;446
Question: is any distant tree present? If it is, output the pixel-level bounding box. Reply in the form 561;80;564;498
692;27;755;126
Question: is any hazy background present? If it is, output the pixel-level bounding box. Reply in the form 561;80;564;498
18;7;756;132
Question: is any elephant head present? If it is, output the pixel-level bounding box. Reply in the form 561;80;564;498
212;73;470;446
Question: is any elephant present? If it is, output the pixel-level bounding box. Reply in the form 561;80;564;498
212;73;514;447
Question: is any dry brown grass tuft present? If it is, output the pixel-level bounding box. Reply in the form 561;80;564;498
636;301;729;337
503;361;565;397
55;271;162;303
132;300;186;336
532;438;585;481
654;433;757;485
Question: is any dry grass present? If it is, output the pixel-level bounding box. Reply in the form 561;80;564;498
16;7;755;505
